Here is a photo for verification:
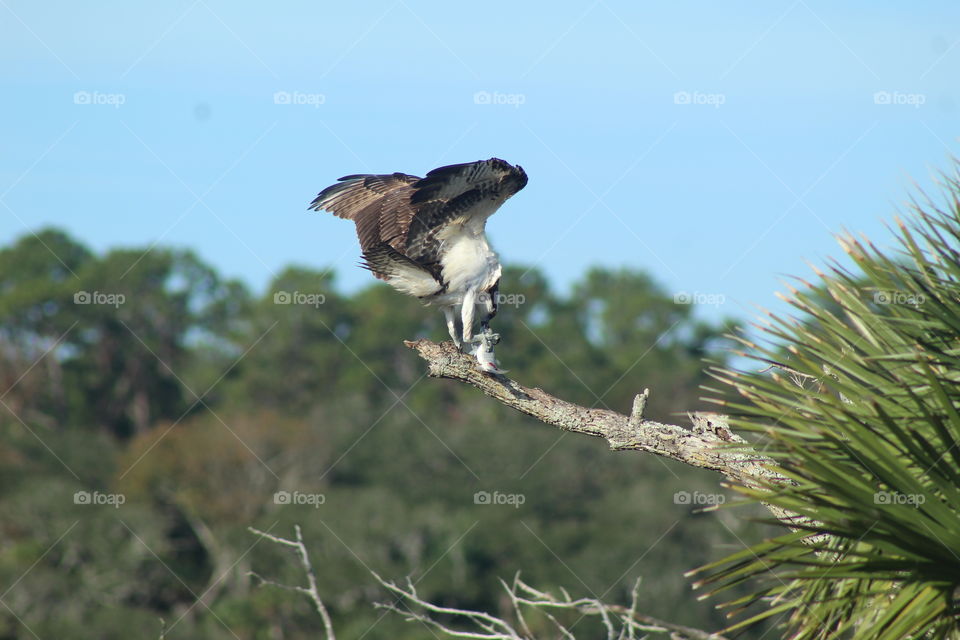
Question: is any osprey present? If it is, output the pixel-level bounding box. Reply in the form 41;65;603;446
309;158;527;373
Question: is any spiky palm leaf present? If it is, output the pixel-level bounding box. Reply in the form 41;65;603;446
694;168;960;639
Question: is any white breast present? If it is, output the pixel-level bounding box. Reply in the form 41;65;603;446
437;227;501;300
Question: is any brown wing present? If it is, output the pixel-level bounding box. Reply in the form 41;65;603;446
404;158;527;264
309;172;420;253
309;159;527;283
409;158;526;206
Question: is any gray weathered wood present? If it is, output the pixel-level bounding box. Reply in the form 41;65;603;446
405;339;806;529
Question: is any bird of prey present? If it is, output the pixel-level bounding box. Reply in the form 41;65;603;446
309;158;527;373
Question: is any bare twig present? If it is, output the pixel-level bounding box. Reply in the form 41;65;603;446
248;526;733;639
374;573;521;639
248;525;336;640
757;359;819;380
372;571;728;640
627;388;649;431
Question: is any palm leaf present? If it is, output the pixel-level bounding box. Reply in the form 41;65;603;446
695;165;960;639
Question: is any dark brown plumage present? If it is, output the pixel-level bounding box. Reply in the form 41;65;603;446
309;158;527;285
309;158;526;372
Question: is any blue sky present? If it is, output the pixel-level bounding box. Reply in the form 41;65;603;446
2;0;958;323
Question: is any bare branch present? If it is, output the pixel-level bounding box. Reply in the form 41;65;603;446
247;526;733;640
373;570;728;640
502;574;533;639
373;573;522;639
403;339;832;545
756;359;818;380
244;343;826;639
404;340;798;515
248;525;336;640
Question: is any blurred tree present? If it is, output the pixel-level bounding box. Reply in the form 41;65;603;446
0;227;754;639
0;229;249;438
0;229;93;426
226;266;355;412
68;247;249;437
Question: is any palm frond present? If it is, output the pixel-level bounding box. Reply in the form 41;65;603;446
696;165;960;640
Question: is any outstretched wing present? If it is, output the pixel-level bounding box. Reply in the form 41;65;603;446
309;158;527;284
404;158;527;264
308;172;420;253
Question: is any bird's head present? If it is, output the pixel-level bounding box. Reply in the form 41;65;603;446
497;161;528;197
513;165;528;191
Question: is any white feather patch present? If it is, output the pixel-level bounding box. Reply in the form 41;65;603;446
439;229;501;297
385;264;443;298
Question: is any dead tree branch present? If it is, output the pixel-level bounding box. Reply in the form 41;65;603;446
248;525;336;640
404;339;804;528
372;572;729;640
248;527;730;640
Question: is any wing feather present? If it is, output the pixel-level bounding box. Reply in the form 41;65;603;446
309;172;419;252
309;158;527;289
410;158;524;204
405;158;527;263
360;243;443;297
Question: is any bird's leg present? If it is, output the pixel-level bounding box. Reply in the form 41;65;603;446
443;307;462;350
466;287;507;374
479;281;500;345
460;289;478;346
